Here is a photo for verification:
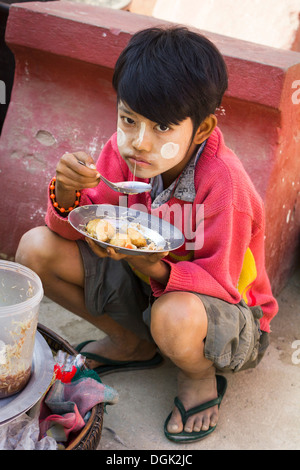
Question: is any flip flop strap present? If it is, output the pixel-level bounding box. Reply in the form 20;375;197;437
174;396;222;426
77;340;134;365
79;351;135;366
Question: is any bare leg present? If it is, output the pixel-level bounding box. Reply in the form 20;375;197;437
150;291;218;434
16;226;156;364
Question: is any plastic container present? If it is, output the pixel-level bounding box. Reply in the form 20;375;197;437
0;261;44;398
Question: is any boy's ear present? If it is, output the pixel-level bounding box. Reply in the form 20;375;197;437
193;114;217;145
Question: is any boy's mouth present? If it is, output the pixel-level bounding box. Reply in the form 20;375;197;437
127;156;152;168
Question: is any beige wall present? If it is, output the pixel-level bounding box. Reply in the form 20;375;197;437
152;0;300;49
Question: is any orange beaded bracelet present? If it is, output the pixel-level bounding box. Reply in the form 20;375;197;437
50;177;81;214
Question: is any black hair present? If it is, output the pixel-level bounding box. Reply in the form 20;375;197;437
112;26;228;133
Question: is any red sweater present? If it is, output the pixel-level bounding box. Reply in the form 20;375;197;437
45;127;278;332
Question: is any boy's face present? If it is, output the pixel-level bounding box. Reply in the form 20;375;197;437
117;102;198;184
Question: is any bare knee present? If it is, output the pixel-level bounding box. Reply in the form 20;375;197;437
150;292;207;355
16;226;84;290
16;226;56;272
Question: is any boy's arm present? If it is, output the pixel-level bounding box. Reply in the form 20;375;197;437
124;252;170;286
45;151;99;239
151;204;250;301
150;204;278;331
86;239;170;286
45;133;128;239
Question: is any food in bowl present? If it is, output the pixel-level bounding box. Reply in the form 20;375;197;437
85;218;115;242
85;218;160;250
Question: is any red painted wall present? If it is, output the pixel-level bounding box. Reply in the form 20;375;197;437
1;1;300;294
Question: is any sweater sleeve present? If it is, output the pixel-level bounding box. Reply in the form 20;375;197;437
45;133;128;239
45;185;93;240
150;202;278;332
150;203;247;302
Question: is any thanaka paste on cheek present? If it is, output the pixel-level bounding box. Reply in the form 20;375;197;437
117;127;126;147
160;142;180;159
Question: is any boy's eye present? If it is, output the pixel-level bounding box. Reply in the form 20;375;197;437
156;124;170;132
122;116;135;125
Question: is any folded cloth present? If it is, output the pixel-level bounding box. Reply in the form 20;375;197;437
39;366;119;444
39;408;85;442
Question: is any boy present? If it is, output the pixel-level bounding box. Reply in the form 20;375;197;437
16;26;278;442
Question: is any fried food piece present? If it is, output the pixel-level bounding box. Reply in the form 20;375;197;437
85;218;100;238
109;234;135;248
86;219;148;249
127;227;147;248
86;218;115;242
95;220;115;242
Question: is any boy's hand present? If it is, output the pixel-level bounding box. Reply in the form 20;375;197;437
55;151;100;209
86;238;170;285
56;151;100;191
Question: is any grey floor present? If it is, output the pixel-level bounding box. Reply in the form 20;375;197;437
38;270;300;450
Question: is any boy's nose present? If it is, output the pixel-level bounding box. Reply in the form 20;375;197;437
132;123;152;152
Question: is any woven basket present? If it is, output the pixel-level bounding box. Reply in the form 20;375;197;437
37;323;104;450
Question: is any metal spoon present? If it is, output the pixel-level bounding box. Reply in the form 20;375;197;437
77;160;152;195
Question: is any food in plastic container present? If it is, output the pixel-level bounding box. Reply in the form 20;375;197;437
0;261;43;398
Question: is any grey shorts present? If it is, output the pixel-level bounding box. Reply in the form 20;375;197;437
77;240;269;372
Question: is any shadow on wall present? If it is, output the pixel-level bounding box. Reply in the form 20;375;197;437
0;1;14;134
0;0;58;134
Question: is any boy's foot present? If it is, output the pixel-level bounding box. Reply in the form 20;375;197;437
78;335;158;369
167;367;219;434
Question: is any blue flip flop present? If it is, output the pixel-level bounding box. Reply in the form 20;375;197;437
164;374;227;443
76;340;163;377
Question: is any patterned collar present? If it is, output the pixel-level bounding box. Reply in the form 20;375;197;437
151;141;206;209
